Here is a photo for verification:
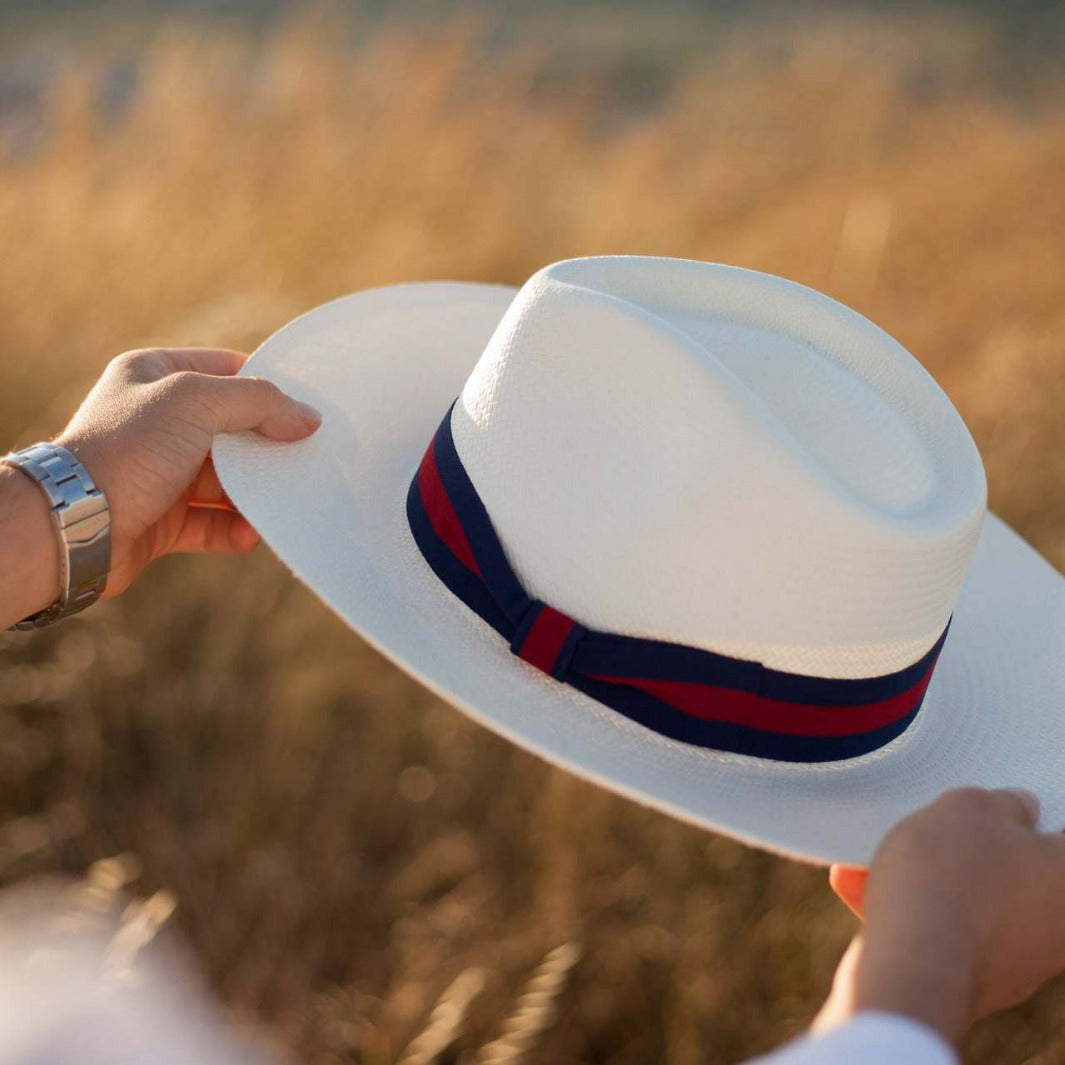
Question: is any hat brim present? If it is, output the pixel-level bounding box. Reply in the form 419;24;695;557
215;282;1065;866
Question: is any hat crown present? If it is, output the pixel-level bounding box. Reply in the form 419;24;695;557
451;257;986;679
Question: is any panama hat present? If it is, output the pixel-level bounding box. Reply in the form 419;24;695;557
214;256;1065;866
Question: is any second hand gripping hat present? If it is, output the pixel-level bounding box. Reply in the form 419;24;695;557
215;256;1065;866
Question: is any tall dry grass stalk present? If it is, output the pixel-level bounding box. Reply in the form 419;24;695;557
399;967;487;1065
476;943;582;1065
1;7;1064;1065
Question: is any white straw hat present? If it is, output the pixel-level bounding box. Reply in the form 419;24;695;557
215;256;1065;866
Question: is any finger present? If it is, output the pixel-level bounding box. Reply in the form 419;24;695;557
811;937;865;1035
155;348;250;377
188;499;240;514
993;787;1041;829
829;864;868;918
169;507;260;556
196;375;322;441
186;455;238;513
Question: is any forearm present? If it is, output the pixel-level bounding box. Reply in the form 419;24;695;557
0;462;61;630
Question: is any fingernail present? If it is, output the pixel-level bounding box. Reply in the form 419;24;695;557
1002;787;1041;821
296;401;322;427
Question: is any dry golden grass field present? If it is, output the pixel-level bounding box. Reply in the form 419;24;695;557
1;5;1064;1063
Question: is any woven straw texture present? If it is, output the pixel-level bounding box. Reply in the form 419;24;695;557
215;268;1065;865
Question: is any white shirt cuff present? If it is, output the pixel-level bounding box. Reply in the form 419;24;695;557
744;1012;959;1065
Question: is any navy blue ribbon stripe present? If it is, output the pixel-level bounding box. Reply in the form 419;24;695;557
406;405;948;762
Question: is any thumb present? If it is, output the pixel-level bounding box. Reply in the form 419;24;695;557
200;375;322;441
991;787;1041;829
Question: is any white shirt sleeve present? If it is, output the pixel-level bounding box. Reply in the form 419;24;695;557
743;1012;959;1065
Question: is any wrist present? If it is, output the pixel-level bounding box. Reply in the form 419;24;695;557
818;931;975;1050
0;461;62;628
1;443;112;630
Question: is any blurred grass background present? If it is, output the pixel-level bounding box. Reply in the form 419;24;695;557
1;3;1064;1063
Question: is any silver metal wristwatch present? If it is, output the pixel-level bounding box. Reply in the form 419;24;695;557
4;442;111;631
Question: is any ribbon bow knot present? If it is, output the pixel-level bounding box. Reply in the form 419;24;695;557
510;601;586;680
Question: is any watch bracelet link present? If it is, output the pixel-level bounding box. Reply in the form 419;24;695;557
3;443;112;631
